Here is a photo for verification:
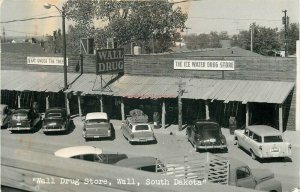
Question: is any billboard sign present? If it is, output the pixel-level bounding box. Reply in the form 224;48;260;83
174;60;234;71
96;48;124;74
27;57;68;66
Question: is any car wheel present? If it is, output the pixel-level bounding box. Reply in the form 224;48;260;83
251;150;256;160
85;138;88;142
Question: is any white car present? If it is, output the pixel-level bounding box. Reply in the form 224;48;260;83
234;125;292;160
82;112;112;141
54;146;127;164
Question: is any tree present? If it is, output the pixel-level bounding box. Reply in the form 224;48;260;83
279;22;299;55
231;23;281;56
183;31;226;50
63;0;188;54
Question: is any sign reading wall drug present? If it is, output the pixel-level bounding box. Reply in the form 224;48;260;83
174;60;234;70
27;57;68;66
96;48;124;74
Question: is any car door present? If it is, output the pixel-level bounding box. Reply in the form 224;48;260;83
236;166;257;189
239;129;249;149
248;132;261;157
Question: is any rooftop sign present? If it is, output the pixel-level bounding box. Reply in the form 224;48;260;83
27;57;68;66
96;48;124;74
174;60;234;71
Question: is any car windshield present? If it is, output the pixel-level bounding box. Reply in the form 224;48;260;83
135;125;150;131
46;113;62;118
264;135;283;143
86;119;107;124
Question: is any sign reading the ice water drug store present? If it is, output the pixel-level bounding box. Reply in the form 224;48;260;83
96;48;124;74
27;57;68;66
174;60;234;71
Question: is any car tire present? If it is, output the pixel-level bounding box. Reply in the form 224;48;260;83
84;138;88;142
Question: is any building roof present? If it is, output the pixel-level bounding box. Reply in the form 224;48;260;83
54;146;102;158
1;70;294;104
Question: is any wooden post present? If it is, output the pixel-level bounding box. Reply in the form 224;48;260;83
296;40;300;131
99;95;103;112
279;104;283;132
205;100;210;120
176;79;186;131
246;103;249;127
161;99;166;129
65;93;70;115
121;98;125;121
46;96;49;110
77;93;82;118
17;93;21;108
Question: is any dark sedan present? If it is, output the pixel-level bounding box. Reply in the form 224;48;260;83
43;107;70;133
186;120;227;152
7;108;41;132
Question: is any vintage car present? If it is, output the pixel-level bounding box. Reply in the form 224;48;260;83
234;125;292;160
43;107;70;133
82;112;112;141
1;104;12;128
121;116;156;144
54;146;127;164
7;108;41;132
227;158;282;192
186;120;227;152
115;156;165;172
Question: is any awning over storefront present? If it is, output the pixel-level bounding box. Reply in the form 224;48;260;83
1;70;295;104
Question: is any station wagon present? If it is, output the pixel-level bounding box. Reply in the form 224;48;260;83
121;116;156;144
234;125;292;160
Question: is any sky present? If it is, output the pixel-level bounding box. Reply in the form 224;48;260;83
0;0;299;37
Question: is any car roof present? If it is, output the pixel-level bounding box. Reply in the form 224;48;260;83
115;156;158;168
46;107;66;112
247;125;281;136
86;112;108;120
54;146;103;158
13;108;30;113
194;120;219;125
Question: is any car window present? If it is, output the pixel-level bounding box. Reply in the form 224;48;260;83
135;125;150;131
12;114;27;120
139;165;157;172
264;135;283;143
252;133;262;143
46;113;62;118
70;155;81;159
244;129;249;136
86;119;107;124
82;154;98;162
236;167;251;180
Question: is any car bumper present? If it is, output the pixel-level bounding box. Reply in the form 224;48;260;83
83;132;111;138
196;144;227;149
260;152;291;158
8;127;31;131
43;127;66;132
128;137;156;142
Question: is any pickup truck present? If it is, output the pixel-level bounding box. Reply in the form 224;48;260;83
122;153;282;192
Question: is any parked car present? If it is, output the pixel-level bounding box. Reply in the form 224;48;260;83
186;120;227;152
234;125;292;160
1;104;12;128
115;156;165;172
43;107;70;133
54;146;128;164
121;116;156;144
7;108;41;132
82;112;112;141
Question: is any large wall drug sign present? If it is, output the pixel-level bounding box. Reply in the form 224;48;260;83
96;48;124;74
27;57;68;66
174;60;234;70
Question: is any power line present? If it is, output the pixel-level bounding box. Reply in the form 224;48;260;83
3;29;44;36
1;15;60;24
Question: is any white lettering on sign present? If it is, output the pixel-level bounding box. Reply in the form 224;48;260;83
27;57;68;66
174;60;234;70
96;48;124;74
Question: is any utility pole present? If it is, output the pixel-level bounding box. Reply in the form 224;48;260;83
250;24;253;52
176;78;186;131
282;10;289;57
